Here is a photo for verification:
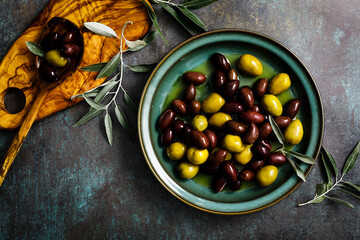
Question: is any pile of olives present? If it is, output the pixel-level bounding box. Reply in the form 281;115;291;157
37;29;82;83
158;52;303;193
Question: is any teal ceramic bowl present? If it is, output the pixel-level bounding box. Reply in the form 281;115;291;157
138;29;323;214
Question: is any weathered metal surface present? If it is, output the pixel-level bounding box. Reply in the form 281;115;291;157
1;0;360;239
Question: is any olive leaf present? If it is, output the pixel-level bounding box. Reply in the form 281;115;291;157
126;63;157;72
115;105;136;141
326;196;354;209
286;155;306;182
181;0;218;10
176;5;207;31
341;181;360;193
322;146;338;179
80;63;108;72
127;31;159;52
82;94;106;110
321;152;334;187
96;52;121;79
72;109;103;127
25;41;45;57
141;0;168;44
124;91;139;111
104;112;113;145
336;188;360;200
125;39;146;49
268;115;285;146
84;22;118;38
286;150;316;164
342;140;360;176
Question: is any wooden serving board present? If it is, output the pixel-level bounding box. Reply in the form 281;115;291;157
0;0;151;130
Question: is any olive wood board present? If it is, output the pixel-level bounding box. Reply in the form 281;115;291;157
0;0;151;130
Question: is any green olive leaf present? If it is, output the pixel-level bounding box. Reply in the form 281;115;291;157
342;140;360;176
342;181;360;193
126;63;157;73
286;155;306;182
336;188;360;200
321;151;335;187
269;115;285;146
104;113;113;145
176;5;207;31
96;52;121;79
72;108;103;127
181;0;217;9
82;94;106;110
322;146;338;179
80;63;108;72
124;91;138;111
94;78;118;103
115;105;136;141
127;31;159;52
326;196;354;209
125;39;146;49
287;150;316;164
84;22;118;38
141;0;168;44
25;41;45;57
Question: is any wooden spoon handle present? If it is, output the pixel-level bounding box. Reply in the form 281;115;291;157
0;88;48;187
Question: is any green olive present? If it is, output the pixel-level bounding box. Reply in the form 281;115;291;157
269;73;291;95
208;112;232;128
202;93;225;114
178;161;199;179
260;94;283;116
236;54;263;76
44;49;68;67
191;115;208;132
222;134;245;153
256;165;278;186
233;144;253;165
167;142;187;160
187;147;209;165
284;119;303;145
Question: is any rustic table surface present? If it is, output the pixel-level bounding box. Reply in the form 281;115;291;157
1;0;360;239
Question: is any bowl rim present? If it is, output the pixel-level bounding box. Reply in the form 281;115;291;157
138;28;324;215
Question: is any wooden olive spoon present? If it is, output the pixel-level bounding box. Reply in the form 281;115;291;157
0;17;84;187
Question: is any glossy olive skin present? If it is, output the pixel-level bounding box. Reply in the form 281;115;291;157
191;115;208;132
230;178;242;190
252;140;271;158
182;125;193;144
167;142;187;160
269;73;291;95
183;83;196;103
260;94;283;116
212;69;227;90
178;161;199;179
220;102;244;114
160;128;174;146
228;69;238;81
237;54;263;76
191;130;210;149
249;159;265;171
243;122;259;144
187;147;209;165
39;62;58;82
159;109;176;130
211;53;231;72
222;80;240;98
220;161;237;182
222;134;244;153
251;104;261;113
234;144;253;165
238;86;255;109
240;170;255;182
283;99;301;119
188;100;201;115
258;122;272;139
172;119;186;135
45;49;68;67
43;32;60;50
204;129;217;151
224;120;246;135
62;30;79;43
253;78;268;98
284;119;304;145
212;175;227;193
183;71;207;85
268;152;287;166
209;112;232;128
240;111;265;124
274;116;291;129
171;99;187;116
207;149;228;168
61;43;81;57
256;165;278;187
202;93;225;114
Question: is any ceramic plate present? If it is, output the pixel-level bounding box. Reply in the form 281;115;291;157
138;29;323;214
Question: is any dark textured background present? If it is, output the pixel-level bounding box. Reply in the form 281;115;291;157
1;0;360;239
